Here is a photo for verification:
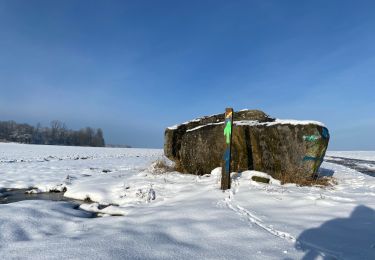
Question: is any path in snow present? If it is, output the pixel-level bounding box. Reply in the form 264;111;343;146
325;156;375;177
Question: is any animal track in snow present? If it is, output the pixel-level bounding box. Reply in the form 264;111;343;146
224;195;296;242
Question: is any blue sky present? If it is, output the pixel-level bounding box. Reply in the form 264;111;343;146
0;0;374;149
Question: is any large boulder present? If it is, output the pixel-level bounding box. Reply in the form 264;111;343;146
164;110;329;183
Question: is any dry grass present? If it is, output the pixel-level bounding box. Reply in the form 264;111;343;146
149;159;178;174
279;170;337;187
278;164;337;187
173;160;184;173
294;176;337;187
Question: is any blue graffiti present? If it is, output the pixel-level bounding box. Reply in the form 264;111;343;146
321;127;330;139
303;135;320;142
303;156;323;162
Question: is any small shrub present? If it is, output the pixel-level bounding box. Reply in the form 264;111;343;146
84;195;93;203
149;159;176;174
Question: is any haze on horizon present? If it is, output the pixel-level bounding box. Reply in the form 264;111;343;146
0;0;374;150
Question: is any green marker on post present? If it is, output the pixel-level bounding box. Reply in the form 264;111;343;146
224;121;232;144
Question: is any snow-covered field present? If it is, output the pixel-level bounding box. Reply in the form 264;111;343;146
0;143;374;259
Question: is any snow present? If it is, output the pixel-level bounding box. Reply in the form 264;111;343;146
327;151;375;161
167;114;220;130
0;143;374;259
186;122;224;132
167;125;178;130
235;119;326;127
233;120;262;126
173;119;326;133
266;119;326;127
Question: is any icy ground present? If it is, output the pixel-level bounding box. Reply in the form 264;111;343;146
0;143;374;259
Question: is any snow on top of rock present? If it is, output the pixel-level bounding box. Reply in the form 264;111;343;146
235;119;326;127
169;114;326;131
233;120;260;126
186;122;224;132
167;114;221;130
266;119;326;127
167;119;201;130
167;125;179;130
185;119;326;132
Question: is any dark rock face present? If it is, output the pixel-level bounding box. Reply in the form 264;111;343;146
164;110;329;183
249;122;329;182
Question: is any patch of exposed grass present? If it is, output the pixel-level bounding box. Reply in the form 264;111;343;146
295;176;337;187
149;159;177;174
275;163;337;187
279;172;337;187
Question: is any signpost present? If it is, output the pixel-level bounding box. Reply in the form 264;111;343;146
221;108;233;190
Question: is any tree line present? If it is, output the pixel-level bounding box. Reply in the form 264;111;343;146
0;120;105;147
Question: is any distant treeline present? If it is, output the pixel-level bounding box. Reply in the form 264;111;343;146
0;120;105;147
106;144;132;148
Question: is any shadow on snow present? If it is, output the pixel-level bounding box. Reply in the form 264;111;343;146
317;167;335;178
295;205;375;259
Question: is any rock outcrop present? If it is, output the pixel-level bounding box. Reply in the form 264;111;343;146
164;110;329;183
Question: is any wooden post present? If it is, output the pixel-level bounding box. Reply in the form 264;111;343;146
221;108;233;190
